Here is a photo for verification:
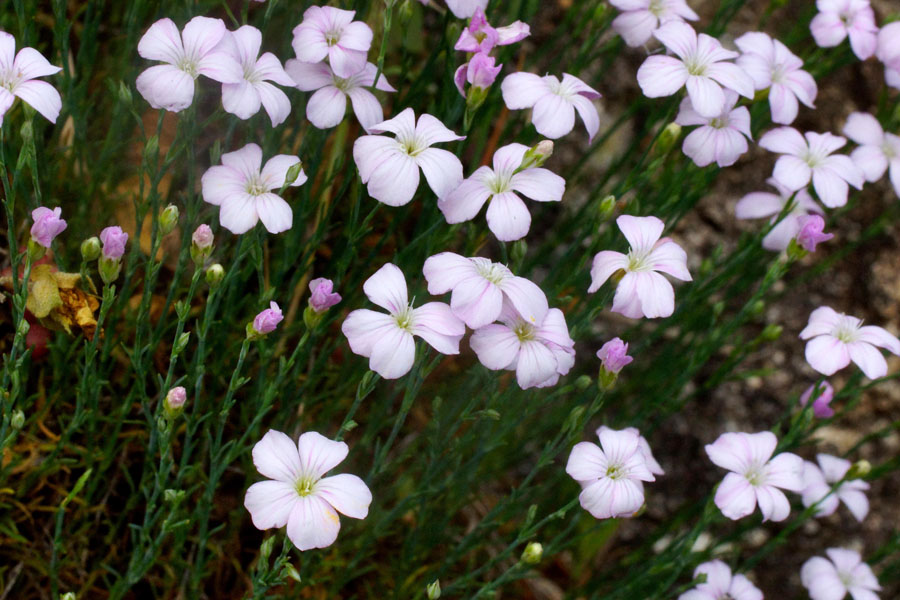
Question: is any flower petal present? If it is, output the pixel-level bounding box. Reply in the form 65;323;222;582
363;263;408;314
416;148;464;200
137;18;184;63
805;335;851;376
714;472;757;520
636;55;688;98
470;323;520;370
253;429;304;482
286;495;341;551
566;441;607;482
438;172;493;224
244;480;299;529
13;80;61;123
307;85;348;129
316;474;372;519
136;64;195;112
341;309;396;357
531;94;575;139
510;168;565;202
255;192;293;234
501;72;547;109
369;327;416;379
486;191;532;241
411;302;466;354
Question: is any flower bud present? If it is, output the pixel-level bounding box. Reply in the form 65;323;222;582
597;338;633;375
191;224;214;265
159;204;179;236
426;580;441;599
794;214;833;253
144;135;159;161
164;488;185;504
30;206;67;248
760;323;783;342
800;381;835;418
99;226;128;259
117;80;132;106
81;236;101;261
282;563;302;583
468;52;502;89
259;535;276;561
249;302;283;338
308;278;341;313
61;593;76;600
847;459;871;479
521;542;543;564
165;386;187;418
11;409;25;429
205;263;225;288
518;140;554;171
656;122;682;154
596;194;616;221
510;240;528;269
284;161;305;187
27;238;46;261
574;374;592;390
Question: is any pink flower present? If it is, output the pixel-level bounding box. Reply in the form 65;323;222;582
438;143;565;241
565;427;655;519
341;264;465;379
30;207;67;248
253;301;283;335
353;108;464;206
842;112;900;197
217;26;294;126
596;338;633;374
678;560;763;600
734;178;822;251
244;430;372;551
589;215;691;319
501;72;601;141
674;90;751;167
192;224;214;248
801;454;870;521
759;127;864;208
609;0;699;48
454;52;502;96
0;32;62;125
636;21;753;118
285;60;395;132
136;17;242;112
309;278;341;313
735;32;817;125
877;23;900;71
165;386;187;410
705;431;804;522
800;381;835;418
801;549;881;600
800;306;900;379
470;300;574;389
422;252;548;329
810;0;878;60
795;214;833;252
291;6;373;78
446;0;489;19
201;143;305;234
454;8;530;53
99;226;128;259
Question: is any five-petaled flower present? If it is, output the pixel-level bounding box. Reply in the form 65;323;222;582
439;142;565;241
291;6;373;79
810;0;878;61
136;17;242;112
0;32;62;125
501;72;601;141
677;560;763;600
244;429;372;551
589;215;691;319
341;263;465;379
705;430;804;522
801;548;881;600
565;427;656;519
800;306;900;379
353;108;464;206
30;207;67;248
674;89;752;167
201;142;305;235
801;453;870;521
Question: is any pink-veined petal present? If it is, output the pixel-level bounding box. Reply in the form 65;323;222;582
486;191;532;241
422;252;478;294
636;55;688;98
347;87;384;132
846;341;888;379
244;480;299;529
306;85;348;129
773;155;812;191
685;75;725;119
316;474;372;519
255;192;293;234
365;151;421;207
416;148;464;200
252;429;305;482
648;238;691;280
284;59;333;91
501;72;547;109
341;309;396;357
137;18;184;63
499;276;549;326
363;263;408;314
571;94;600;142
369;327;416;379
256;82;292;127
633;271;675;318
566;441;607;482
516;340;559;389
617;214;664;254
286;495;341;551
449;278;503;329
755;485;791;522
219;193;260;234
805;335;852;376
13;80;61;123
714;472;757;520
511;168;565;202
471;324;521;370
136;64;195;112
222;80;262;120
411;301;466;354
588;251;628;293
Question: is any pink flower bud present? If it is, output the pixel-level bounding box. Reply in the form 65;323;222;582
795;215;833;253
596;338;633;374
192;224;214;248
99;226;129;259
253;301;283;335
30;206;67;248
308;278;341;313
467;52;502;89
800;381;835;418
166;386;187;410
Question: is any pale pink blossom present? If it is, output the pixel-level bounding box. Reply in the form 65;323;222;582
810;0;878;60
801;454;870;521
454;52;502;96
734;178;822;251
876;23;900;71
291;6;373;78
439;143;565;241
678;560;763;600
800;381;835;418
244;430;372;551
352;108;464;206
30;207;67;248
675;90;751;167
165;386;187;410
0;32;62;125
446;0;489;19
565;427;655;519
201;143;305;234
192;224;214;249
422;252;548;329
705;431;804;522
801;548;881;600
800;306;900;379
136;17;242;112
217;26;294;126
596;338;633;374
454;8;530;53
99;226;128;259
253;301;283;335
609;0;699;48
842;112;900;197
341;264;465;379
588;215;691;319
795;214;833;252
501;72;601;141
309;278;341;313
285;60;395;132
735;31;817;125
612;426;664;476
636;21;754;118
759;127;864;208
470;300;575;389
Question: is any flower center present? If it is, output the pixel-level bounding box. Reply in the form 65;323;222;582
513;321;535;342
243;65;261;84
294;476;316;497
394;306;414;331
709;116;727;129
488;172;512;194
648;0;665;17
177;57;199;78
245;175;267;196
685;57;707;77
399;137;426;157
835;326;858;344
626;250;650;272
0;69;23;91
605;462;624;480
325;30;341;46
744;463;766;487
771;63;786;84
475;261;508;285
883;142;896;159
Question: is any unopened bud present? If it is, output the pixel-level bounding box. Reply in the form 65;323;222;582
510;239;527;269
205;263;225;288
20;118;33;143
426;580;441;599
518;140;554;171
164;488;185;504
282;563;302;583
597;195;616;221
656;122;682;154
574;374;592;390
16;319;30;337
521;542;543;564
173;332;191;356
118;80;132;106
760;323;783;342
847;459;871;479
284;161;305;187
144;135;159;161
191;225;214;265
11;409;25;429
165;386;186;418
259;535;276;561
159;204;179;236
99;257;122;285
81;236;101;262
